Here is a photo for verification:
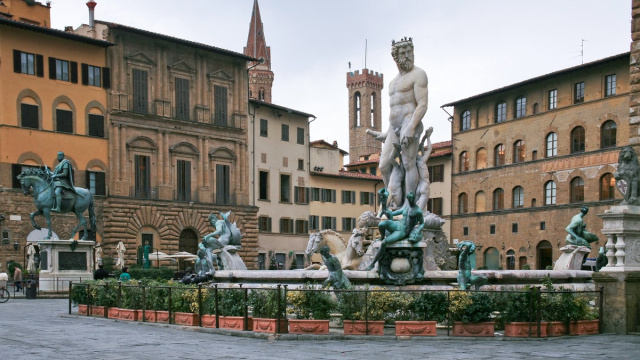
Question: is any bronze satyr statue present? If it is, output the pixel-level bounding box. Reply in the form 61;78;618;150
457;241;487;290
565;206;599;249
320;246;350;289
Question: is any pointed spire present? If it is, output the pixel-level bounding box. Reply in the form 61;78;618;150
244;0;274;103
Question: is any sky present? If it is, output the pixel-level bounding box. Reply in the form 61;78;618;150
49;0;631;163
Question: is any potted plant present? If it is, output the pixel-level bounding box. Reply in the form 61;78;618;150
500;287;547;337
568;293;599;335
171;284;199;326
94;279;119;319
449;291;495;337
395;291;447;336
287;284;335;335
148;283;170;323
70;283;88;315
212;287;251;330
543;289;572;336
249;288;287;333
119;281;142;321
337;286;386;336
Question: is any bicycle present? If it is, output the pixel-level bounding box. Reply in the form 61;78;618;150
0;279;9;303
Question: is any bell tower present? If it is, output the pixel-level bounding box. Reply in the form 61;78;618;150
346;68;384;162
244;0;274;103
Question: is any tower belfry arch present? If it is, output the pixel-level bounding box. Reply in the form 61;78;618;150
346;68;384;162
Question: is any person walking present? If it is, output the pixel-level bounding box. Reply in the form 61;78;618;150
13;266;23;292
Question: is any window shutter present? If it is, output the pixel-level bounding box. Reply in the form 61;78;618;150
36;54;44;77
279;218;284;233
13;50;21;73
305;187;309;204
360;191;364;205
102;67;111;89
370;193;375;205
341;190;346;203
351;191;356;204
68;61;77;83
48;57;56;79
81;63;89;85
332;189;336;203
304;221;308;234
294;186;299;203
332;217;336;230
342;218;346;230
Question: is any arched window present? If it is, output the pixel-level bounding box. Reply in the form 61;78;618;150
354;92;361;127
495;102;506;123
512;186;524;208
570;177;585;202
601;120;617;148
493;188;504;210
459;151;469;172
475;191;485;212
55;102;73;133
494;144;505;166
571;126;585;153
600;173;615;200
484;247;500;269
546;132;557;157
20;96;40;129
458;193;468;214
507;250;516;270
461;110;471;131
537;240;553;270
515;96;526;118
544;180;556;205
476;148;487;169
370;93;376;127
513;140;525;163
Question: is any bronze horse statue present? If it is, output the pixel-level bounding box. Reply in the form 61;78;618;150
18;168;96;240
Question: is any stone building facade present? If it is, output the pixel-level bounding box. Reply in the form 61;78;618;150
444;53;630;270
73;20;259;268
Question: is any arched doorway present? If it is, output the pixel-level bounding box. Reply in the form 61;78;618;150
536;240;553;269
178;229;198;270
506;250;516;270
484;247;500;270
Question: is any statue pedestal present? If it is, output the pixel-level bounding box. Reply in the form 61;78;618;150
599;205;640;272
553;245;591;270
30;239;95;292
376;240;427;285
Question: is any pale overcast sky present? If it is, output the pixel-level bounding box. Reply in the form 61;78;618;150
50;0;630;162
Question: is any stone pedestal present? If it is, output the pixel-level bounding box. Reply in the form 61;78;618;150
593;272;640;333
31;239;95;292
553;245;591;270
599;205;640;271
376;239;427;285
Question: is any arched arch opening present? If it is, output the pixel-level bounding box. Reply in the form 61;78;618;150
484;247;500;270
536;240;553;269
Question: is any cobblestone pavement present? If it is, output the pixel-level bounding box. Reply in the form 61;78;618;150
1;299;639;360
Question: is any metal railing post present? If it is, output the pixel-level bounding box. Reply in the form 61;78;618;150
364;289;369;335
242;285;248;331
168;286;173;324
142;285;146;322
598;286;604;334
214;285;219;329
536;287;542;338
528;288;533;337
68;281;72;314
198;285;203;327
276;285;281;334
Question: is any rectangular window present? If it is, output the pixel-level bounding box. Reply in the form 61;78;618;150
134;155;151;198
56;109;73;133
548;89;557;110
490;224;495;234
427;197;443;216
341;190;356;204
88;114;105;137
463;226;469;236
215;164;230;204
574;82;585;103
280;218;294;234
309;215;319;230
342;217;356;231
55;59;70;81
496;102;506;123
428;164;444;182
86;171;106;196
258;253;266;269
176;159;191;201
310;187;320;202
294;186;309;204
280;174;291;202
295;219;308;234
512;223;518;233
605;74;616;97
259;171;269;200
370;166;376;175
133;68;149;114
321;188;336;203
175;78;190;120
298;159;304;171
281;124;289;142
214;85;228;126
88;65;101;87
321;216;336;230
258;216;272;232
21;103;39;129
14;50;42;76
297;127;304;145
540;221;546;230
515;97;526;118
360;191;375;205
260;119;268;137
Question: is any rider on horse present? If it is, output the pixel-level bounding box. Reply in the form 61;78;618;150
47;151;78;212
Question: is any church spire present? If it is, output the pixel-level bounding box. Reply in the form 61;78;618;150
244;0;274;103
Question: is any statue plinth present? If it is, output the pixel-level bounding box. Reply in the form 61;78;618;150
553;245;591;270
599;205;640;272
29;239;95;292
376;239;427;285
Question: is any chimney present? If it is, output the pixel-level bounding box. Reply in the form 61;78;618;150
86;0;97;38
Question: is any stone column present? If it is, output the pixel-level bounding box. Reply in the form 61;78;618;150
630;0;640;145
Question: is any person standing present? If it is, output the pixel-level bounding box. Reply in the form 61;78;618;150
119;267;131;282
13;266;23;292
93;264;109;280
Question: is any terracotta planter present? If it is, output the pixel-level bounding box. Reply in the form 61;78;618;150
107;308;120;319
155;311;171;324
504;322;547;337
174;312;200;326
118;308;138;321
90;305;106;317
451;321;495;337
219;316;252;330
136;309;157;322
395;321;437;336
252;318;288;333
78;304;88;315
201;315;217;328
288;319;330;335
570;320;599;335
547;321;568;336
343;320;385;336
